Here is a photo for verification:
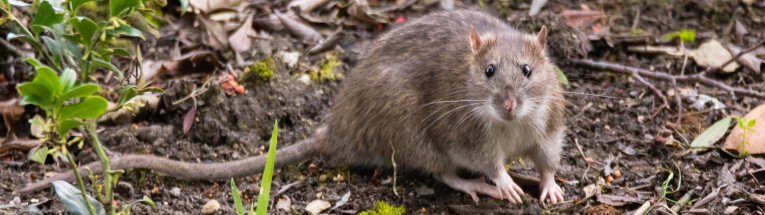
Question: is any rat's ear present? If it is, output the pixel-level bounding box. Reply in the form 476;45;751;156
536;25;548;47
470;25;483;54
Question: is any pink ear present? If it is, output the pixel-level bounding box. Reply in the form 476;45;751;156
470;26;482;54
537;25;548;47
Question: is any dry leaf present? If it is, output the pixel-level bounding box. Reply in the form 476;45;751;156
183;103;197;134
0;138;42;157
198;16;230;50
308;30;345;54
724;103;765;154
274;11;323;43
692;40;739;73
288;0;331;13
189;0;242;14
347;0;388;23
597;194;641;206
228;16;256;53
276;197;292;211
155;49;220;79
561;9;604;27
305;200;331;215
0;98;24;135
728;44;765;72
735;20;749;39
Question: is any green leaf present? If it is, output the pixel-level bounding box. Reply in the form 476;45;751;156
62;84;100;101
33;67;62;95
109;0;140;17
30;146;48;164
179;0;189;15
690;116;732;153
138;87;163;94
17;82;53;106
139;196;157;209
738;118;747;129
256;121;278;215
109;170;125;187
59;96;107;120
232;178;244;215
7;32;37;45
32;1;64;37
117;86;138;106
41;36;63;67
111;48;131;57
89;57;123;79
2;0;9;9
59;68;77;93
69;0;93;12
25;58;43;68
110;25;145;40
748;119;756;128
51;180;105;215
661;29;695;43
69;17;98;47
554;66;568;85
57;119;83;135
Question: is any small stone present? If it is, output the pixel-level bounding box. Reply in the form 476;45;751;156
305;200;331;215
297;74;311;84
276;198;292;211
170;187;181;197
278;51;300;68
637;116;645;123
644;134;654;141
201;199;220;214
604;125;611;130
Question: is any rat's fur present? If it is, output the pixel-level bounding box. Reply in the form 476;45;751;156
20;10;566;203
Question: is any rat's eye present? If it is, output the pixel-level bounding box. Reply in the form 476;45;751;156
522;65;532;78
485;64;495;78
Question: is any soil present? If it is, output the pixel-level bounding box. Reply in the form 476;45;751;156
2;0;765;214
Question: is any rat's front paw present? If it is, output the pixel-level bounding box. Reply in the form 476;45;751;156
539;177;564;204
493;173;524;203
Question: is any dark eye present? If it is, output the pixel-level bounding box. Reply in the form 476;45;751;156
522;65;532;78
485;64;495;78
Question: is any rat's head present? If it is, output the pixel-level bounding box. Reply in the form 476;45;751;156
465;25;558;122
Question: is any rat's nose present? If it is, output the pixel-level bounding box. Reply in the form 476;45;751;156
503;98;515;111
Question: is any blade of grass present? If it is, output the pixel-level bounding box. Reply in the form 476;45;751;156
256;120;278;215
232;178;244;215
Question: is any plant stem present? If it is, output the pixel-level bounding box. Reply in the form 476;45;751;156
63;147;98;215
0;8;62;72
86;120;115;215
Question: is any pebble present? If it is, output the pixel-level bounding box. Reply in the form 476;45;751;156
201;199;220;214
170;187;181;197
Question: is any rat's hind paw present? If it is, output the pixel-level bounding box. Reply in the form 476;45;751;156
539;178;564;204
493;172;524;203
436;173;501;203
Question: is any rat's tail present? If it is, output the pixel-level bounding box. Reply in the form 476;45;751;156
18;129;324;194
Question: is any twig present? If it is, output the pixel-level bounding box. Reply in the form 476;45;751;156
670;191;693;212
671;78;682;126
570;59;765;99
634;201;652;215
631;7;641;31
574;138;591;179
630;70;669;117
0;39;25;57
274;179;304;197
712;40;765;72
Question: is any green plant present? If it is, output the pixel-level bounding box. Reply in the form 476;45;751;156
661;29;695;43
256;121;279;215
358;201;405;215
644;161;681;215
231;178;255;215
736;118;756;157
2;0;161;214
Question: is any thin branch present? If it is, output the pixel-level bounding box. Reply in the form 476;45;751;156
672;78;682;126
712;40;765;72
570;59;765;99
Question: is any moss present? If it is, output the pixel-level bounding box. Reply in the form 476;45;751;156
242;57;275;83
358;201;405;215
310;55;343;81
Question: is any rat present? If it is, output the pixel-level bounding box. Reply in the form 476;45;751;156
20;9;566;204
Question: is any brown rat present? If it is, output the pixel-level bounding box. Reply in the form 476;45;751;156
20;9;566;204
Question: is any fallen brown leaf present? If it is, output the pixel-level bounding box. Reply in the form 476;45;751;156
692;40;739;73
198;15;230;50
308;30;345;54
347;0;388;23
228;16;256;53
0;138;42;157
728;44;765;73
274;11;323;43
597;194;641;206
288;0;331;14
561;9;604;27
190;0;243;14
0;98;24;136
724;103;765;154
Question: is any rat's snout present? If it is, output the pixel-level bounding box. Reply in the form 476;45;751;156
503;97;516;111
